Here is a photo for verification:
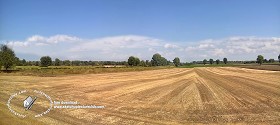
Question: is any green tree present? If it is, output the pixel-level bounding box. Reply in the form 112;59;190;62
146;60;151;67
223;58;228;64
151;53;168;66
21;59;27;66
128;56;140;66
0;44;16;70
161;57;168;66
128;56;134;66
257;55;264;65
151;53;162;66
140;60;146;67
268;59;274;63
26;61;32;66
35;61;40;66
209;59;214;65
216;59;220;65
54;58;61;66
203;59;207;65
63;60;71;66
173;57;180;67
278;54;280;63
40;56;52;67
14;57;21;66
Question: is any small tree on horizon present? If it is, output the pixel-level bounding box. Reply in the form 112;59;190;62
216;59;220;65
0;44;16;70
223;58;228;64
22;59;27;66
151;53;168;66
173;57;180;67
268;59;274;63
40;56;52;67
264;59;268;63
203;59;207;65
128;56;140;66
209;59;214;65
278;54;280;63
257;55;264;65
54;58;61;66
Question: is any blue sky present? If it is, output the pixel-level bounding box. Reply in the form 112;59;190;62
0;0;279;61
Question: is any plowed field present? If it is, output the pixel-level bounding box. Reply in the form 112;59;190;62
0;67;279;124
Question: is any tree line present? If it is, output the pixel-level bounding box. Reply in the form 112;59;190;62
39;53;181;67
202;58;228;65
1;44;280;70
127;54;181;67
197;55;279;65
0;44;182;69
16;57;128;67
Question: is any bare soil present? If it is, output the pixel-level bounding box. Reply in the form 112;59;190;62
0;67;279;124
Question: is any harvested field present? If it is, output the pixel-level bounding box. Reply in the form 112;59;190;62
238;65;280;71
0;67;279;124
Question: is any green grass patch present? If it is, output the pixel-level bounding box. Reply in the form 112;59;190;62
0;66;173;77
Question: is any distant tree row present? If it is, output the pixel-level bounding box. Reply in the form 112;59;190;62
255;55;280;65
19;53;180;68
256;55;279;65
126;54;179;67
127;54;181;67
1;44;280;70
202;58;227;65
200;55;280;65
14;57;129;67
39;57;130;67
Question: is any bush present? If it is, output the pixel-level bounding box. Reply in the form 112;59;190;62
40;56;52;67
128;56;140;66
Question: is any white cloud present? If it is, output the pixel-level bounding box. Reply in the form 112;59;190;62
27;35;45;42
213;48;225;56
47;35;80;43
7;41;28;47
65;35;167;61
3;35;280;61
227;36;280;54
164;43;179;49
197;39;215;49
183;36;280;60
12;34;80;46
148;48;156;52
69;35;162;52
35;42;49;46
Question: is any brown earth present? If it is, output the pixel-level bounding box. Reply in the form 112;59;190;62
0;67;279;124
